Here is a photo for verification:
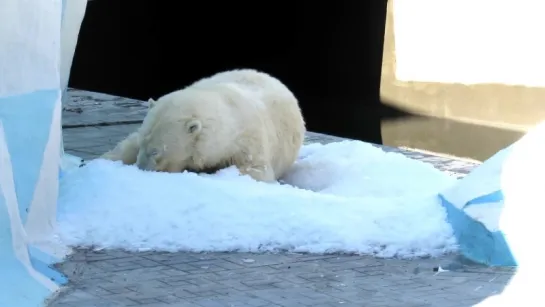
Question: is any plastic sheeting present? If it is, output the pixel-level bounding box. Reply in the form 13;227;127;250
0;0;87;305
440;121;545;267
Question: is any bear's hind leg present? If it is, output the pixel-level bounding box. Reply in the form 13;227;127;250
100;132;140;165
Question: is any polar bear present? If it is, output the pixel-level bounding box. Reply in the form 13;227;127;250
100;69;306;182
101;131;140;165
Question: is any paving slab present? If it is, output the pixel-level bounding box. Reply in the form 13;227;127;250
50;251;514;307
50;89;515;307
62;88;149;127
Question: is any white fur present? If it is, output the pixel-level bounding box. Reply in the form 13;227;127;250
100;69;306;182
100;131;140;165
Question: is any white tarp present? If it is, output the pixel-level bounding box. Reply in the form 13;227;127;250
0;0;87;306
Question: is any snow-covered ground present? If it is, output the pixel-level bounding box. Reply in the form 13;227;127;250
55;140;459;258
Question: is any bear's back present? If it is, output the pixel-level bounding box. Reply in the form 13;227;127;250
188;69;306;180
198;69;306;179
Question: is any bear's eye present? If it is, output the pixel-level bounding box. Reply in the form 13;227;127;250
148;149;159;157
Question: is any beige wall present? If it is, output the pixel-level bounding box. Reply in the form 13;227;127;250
380;0;545;161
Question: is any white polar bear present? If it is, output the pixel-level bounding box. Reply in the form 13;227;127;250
100;69;306;182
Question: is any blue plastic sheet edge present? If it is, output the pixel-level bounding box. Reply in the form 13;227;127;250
439;194;517;267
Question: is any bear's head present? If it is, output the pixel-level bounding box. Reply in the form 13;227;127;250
135;88;231;173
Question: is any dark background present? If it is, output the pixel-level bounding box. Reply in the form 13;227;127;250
69;0;390;144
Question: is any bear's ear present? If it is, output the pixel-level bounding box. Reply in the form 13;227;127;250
186;119;202;134
148;98;156;109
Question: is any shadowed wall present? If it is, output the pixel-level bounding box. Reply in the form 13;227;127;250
69;0;389;145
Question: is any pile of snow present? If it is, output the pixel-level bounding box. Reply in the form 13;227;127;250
55;141;459;258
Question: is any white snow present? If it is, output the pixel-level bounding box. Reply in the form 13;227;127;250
55;141;459;258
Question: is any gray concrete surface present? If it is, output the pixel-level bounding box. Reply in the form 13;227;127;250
48;89;516;307
50;250;514;307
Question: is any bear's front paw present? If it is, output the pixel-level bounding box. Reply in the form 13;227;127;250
239;164;276;182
